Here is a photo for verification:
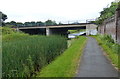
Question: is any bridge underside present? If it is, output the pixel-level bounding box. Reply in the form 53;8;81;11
19;26;86;36
20;28;46;35
47;26;86;36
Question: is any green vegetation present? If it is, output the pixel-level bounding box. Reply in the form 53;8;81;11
5;19;57;27
0;12;7;21
1;27;29;42
68;29;86;34
37;36;87;77
92;35;120;70
96;2;118;24
67;39;75;47
2;27;67;77
68;30;79;34
0;11;7;26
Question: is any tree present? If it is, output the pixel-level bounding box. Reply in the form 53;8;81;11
0;12;7;26
31;21;36;26
52;21;57;25
10;21;17;26
16;22;23;27
24;22;31;26
1;12;7;21
5;22;14;27
45;20;57;26
36;21;44;26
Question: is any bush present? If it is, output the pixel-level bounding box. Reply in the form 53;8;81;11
2;27;16;35
102;35;114;43
99;34;119;54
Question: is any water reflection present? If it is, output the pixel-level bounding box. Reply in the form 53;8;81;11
68;31;86;38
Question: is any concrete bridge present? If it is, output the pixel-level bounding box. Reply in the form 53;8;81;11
16;23;98;36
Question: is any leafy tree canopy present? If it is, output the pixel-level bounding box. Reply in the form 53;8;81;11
95;2;119;25
1;12;7;21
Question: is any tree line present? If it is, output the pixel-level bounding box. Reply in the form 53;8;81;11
5;20;60;27
0;11;62;27
3;1;118;28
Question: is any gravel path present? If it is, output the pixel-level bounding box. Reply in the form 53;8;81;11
76;37;119;77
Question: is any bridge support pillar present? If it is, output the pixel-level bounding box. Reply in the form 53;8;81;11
46;28;68;37
86;24;98;35
16;27;20;32
46;28;50;36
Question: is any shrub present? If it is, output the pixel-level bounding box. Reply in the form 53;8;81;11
99;34;119;54
2;27;16;35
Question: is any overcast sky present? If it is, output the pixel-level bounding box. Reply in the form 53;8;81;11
0;0;115;23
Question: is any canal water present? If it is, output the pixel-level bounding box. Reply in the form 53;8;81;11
68;29;97;38
68;31;86;38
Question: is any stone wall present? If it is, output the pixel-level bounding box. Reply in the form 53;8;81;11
98;23;105;34
98;6;120;44
116;6;120;44
105;16;116;41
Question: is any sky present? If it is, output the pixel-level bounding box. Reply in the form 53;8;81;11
0;0;115;23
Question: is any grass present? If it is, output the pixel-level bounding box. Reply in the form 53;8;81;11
67;39;75;47
68;29;86;34
37;36;87;77
2;27;67;77
3;35;67;77
2;27;29;42
2;32;29;42
1;27;17;35
92;35;120;70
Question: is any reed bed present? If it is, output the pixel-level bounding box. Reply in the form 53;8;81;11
2;35;67;77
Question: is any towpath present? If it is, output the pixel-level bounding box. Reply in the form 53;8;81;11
76;37;119;77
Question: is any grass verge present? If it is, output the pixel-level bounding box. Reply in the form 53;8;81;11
37;36;87;77
92;35;120;70
68;29;86;34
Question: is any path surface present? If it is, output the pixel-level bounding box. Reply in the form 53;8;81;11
76;37;118;77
